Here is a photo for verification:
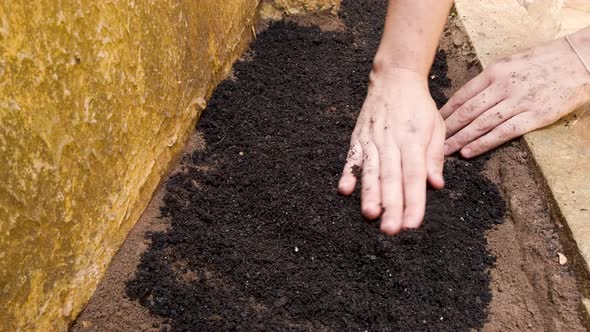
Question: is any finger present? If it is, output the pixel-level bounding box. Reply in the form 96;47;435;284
338;141;363;195
426;117;445;189
361;142;382;220
444;85;505;139
460;112;536;158
445;99;516;155
377;143;403;235
440;71;492;119
401;144;428;229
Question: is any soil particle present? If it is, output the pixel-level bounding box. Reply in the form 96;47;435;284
124;1;503;330
351;165;362;179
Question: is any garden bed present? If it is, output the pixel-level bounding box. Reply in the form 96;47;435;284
72;1;584;331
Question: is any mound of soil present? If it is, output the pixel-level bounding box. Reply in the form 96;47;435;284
126;1;505;331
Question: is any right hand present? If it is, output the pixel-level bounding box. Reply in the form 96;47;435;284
338;67;445;235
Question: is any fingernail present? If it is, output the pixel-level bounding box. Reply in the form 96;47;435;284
437;173;444;184
444;143;450;155
462;147;471;157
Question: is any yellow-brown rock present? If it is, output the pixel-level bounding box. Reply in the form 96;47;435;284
260;0;340;19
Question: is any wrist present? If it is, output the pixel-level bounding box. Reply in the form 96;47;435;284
369;61;428;90
561;30;590;106
567;27;590;69
563;29;590;77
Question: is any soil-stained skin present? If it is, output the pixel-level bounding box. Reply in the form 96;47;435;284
124;1;507;331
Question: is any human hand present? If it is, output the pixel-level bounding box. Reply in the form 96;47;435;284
441;36;590;158
338;68;445;235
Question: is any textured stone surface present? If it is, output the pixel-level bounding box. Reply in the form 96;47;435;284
455;0;562;65
0;1;261;331
455;0;590;306
260;0;340;19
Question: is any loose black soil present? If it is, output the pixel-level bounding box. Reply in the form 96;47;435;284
126;1;505;331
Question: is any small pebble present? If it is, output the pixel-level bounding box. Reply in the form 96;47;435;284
558;252;568;265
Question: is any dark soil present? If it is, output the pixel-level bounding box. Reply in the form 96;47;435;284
125;1;506;331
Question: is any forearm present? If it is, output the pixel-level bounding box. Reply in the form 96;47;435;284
372;0;454;78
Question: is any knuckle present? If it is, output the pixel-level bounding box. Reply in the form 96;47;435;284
358;130;370;142
454;129;471;144
498;79;511;91
362;165;376;175
456;107;473;123
404;168;425;182
403;171;419;182
517;98;534;110
379;170;397;182
486;64;504;79
429;152;444;165
494;81;509;97
371;128;384;142
362;186;373;194
445;140;459;154
468;140;483;152
474;118;492;133
386;200;403;208
451;90;467;106
500;124;517;137
404;208;423;220
486;63;500;74
349;139;361;149
346;149;361;163
453;133;468;147
382;201;403;213
373;141;389;154
538;112;556;126
483;69;496;82
404;143;428;155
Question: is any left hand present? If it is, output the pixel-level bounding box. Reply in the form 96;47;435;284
441;36;590;158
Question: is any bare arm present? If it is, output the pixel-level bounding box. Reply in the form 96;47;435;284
339;0;453;235
373;0;453;77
